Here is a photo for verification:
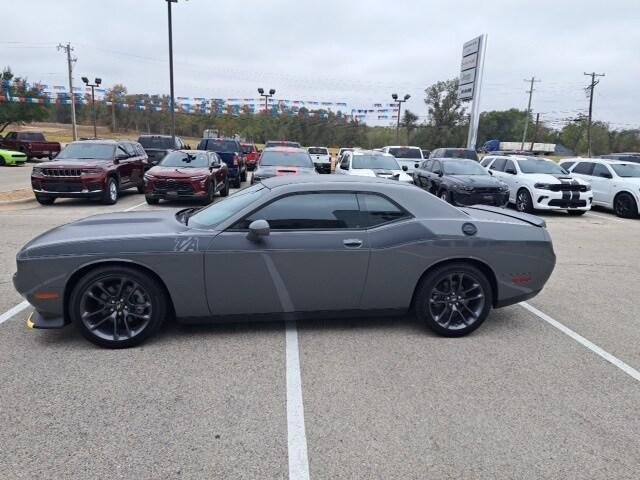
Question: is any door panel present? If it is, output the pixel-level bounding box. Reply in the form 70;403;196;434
205;230;370;315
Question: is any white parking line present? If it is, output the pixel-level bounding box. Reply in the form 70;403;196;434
0;301;30;325
586;212;626;223
0;200;148;326
124;201;147;212
286;320;310;480
520;302;640;382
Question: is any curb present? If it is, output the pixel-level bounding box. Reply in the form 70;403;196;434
0;196;35;206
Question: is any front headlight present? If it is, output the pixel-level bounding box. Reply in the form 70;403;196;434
32;167;43;175
143;173;155;181
499;183;509;192
81;168;102;175
191;175;208;181
534;183;553;190
584;184;591;191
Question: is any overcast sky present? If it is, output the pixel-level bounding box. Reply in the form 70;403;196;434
3;0;639;129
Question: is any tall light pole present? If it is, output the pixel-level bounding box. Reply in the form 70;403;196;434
258;88;276;113
82;76;102;139
166;0;181;143
392;93;410;143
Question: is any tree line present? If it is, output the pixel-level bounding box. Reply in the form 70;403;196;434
1;68;638;155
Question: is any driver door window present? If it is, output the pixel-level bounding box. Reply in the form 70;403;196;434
340;154;350;170
490;158;506;172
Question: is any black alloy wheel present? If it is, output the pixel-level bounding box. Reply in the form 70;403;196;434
415;263;491;337
220;177;230;197
70;266;166;348
614;192;638;218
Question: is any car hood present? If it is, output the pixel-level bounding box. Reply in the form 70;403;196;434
524;173;589;185
255;165;317;178
35;159;112;169
147;166;210;178
446;175;504;187
19;211;189;258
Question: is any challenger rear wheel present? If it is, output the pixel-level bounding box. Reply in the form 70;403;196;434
415;263;492;337
70;266;167;348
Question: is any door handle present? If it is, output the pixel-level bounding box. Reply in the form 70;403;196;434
343;239;363;249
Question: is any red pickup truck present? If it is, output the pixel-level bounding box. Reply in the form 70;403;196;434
241;143;261;171
1;132;61;160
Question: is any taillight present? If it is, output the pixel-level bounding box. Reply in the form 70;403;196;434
233;154;239;166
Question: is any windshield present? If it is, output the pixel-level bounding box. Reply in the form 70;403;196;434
352;155;400;170
56;143;115;161
443;160;488;175
189;184;265;228
198;139;238;152
611;163;640;177
308;147;328;155
159;151;209;168
138;137;173;149
388;147;422;159
260;151;313;167
442;149;478;160
265;141;301;148
517;159;567;174
19;132;46;141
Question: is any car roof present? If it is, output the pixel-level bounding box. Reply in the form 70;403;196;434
138;134;172;138
261;174;414;190
384;145;421;149
263;146;307;153
351;149;393;157
72;139;119;145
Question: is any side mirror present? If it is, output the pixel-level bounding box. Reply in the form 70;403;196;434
247;219;270;241
402;165;408;172
488;170;493;175
438;171;443;177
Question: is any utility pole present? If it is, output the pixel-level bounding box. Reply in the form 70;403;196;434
166;0;179;144
530;112;540;151
520;76;540;150
584;72;605;157
57;42;77;141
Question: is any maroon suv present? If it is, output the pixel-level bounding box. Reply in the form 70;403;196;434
144;150;229;205
31;140;148;205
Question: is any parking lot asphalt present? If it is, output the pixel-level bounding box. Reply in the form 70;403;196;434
0;184;638;479
0;163;33;193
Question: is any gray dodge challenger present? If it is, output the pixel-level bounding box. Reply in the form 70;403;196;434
14;175;556;348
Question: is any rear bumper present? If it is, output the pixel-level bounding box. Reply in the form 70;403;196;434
314;163;331;173
27;311;66;329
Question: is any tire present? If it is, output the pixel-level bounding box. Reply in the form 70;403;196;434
567;210;587;216
35;194;55;205
439;190;450;203
415;262;492;337
240;168;247;182
613;192;638;218
102;177;119;205
516;188;534;213
202;181;216;205
0;157;5;166
233;175;241;189
69;266;167;348
145;196;159;205
137;184;145;194
220;177;230;197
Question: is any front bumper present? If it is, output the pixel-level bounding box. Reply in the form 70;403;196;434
31;177;105;197
145;179;206;199
314;162;331;173
451;190;509;207
531;189;593;210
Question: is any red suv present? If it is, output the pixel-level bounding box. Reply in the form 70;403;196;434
31;140;147;205
144;150;229;205
241;143;260;171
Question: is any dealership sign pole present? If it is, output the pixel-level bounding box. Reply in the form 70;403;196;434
459;34;487;150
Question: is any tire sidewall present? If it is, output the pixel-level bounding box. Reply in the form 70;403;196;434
516;188;533;213
614;193;637;218
415;263;492;337
103;177;119;205
69;266;167;348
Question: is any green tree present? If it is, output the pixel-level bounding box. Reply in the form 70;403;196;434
401;109;419;143
424;79;467;147
0;67;50;134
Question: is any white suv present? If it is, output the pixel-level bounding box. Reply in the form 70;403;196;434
335;150;413;183
562;158;640;218
380;146;424;172
482;155;592;215
307;147;331;174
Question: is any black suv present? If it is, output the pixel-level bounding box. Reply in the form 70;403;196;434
430;148;479;161
137;135;188;167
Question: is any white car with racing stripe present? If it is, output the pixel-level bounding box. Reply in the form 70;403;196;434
560;157;640;218
481;155;592;215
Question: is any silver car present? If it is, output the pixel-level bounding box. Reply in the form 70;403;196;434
14;175;556;348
